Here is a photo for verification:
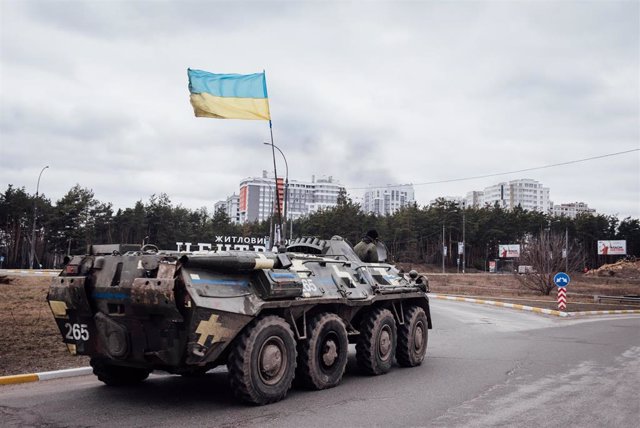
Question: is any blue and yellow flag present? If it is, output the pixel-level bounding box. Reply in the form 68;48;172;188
188;69;271;120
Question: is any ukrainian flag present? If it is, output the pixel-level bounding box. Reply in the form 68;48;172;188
188;69;271;120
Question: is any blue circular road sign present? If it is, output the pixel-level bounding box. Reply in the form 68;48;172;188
553;272;571;287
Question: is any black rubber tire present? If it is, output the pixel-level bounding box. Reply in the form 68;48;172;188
356;308;397;375
227;315;297;405
396;306;428;367
90;358;150;386
296;313;348;390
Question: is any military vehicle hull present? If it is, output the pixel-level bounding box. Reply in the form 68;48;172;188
47;237;431;404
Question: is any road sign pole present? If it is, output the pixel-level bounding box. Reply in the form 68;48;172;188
557;287;567;310
553;272;570;312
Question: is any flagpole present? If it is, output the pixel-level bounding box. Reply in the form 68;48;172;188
268;119;283;248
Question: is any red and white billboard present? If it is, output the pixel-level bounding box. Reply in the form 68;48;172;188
597;240;626;256
499;244;520;258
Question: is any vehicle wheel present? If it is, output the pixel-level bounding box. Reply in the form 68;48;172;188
227;315;297;405
396;305;428;367
356;308;397;375
90;358;150;386
296;313;348;390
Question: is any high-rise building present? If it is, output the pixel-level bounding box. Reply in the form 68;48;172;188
214;194;241;224
286;176;344;220
224;171;345;224
464;191;484;208
362;184;415;216
480;179;551;212
552;202;596;218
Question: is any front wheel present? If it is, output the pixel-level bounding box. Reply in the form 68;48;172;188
356;308;397;375
227;315;297;405
296;313;348;390
396;305;428;367
90;358;150;386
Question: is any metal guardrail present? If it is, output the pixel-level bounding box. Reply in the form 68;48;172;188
594;295;640;304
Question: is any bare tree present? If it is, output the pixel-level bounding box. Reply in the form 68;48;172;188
515;231;583;295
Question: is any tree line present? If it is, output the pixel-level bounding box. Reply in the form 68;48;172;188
1;184;638;270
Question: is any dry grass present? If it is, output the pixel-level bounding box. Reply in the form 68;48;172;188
0;276;89;376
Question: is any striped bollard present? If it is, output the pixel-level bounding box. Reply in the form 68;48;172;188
557;287;567;310
553;272;570;311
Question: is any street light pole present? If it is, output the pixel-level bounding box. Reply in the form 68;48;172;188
565;227;569;273
263;142;289;242
442;223;445;274
462;205;466;274
30;165;49;269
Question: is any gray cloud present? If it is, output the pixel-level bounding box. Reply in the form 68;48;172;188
1;1;638;218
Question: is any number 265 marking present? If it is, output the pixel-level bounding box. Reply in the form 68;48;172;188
302;279;317;292
64;323;89;341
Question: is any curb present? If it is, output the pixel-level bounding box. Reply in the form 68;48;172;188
0;367;92;385
0;269;61;276
430;293;640;318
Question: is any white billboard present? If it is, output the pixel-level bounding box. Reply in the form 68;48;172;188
597;240;626;256
499;244;520;258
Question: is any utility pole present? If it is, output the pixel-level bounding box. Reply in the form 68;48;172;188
442;223;445;274
565;227;569;272
462;205;466;274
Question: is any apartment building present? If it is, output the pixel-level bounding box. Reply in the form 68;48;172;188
362;184;416;216
480;179;551;212
552;202;596;218
214;194;241;224
218;172;346;224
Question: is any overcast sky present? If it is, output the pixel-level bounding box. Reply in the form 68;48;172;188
1;0;638;219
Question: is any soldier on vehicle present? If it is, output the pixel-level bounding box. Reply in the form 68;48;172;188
354;229;379;262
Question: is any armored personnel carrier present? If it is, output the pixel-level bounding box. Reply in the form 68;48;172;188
47;236;431;405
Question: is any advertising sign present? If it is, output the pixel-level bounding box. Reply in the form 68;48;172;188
176;235;270;252
499;244;521;258
458;242;464;255
597;240;626;256
489;260;497;273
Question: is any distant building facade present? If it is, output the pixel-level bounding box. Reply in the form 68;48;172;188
440;179;552;212
214;194;241;224
464;191;484;208
551;202;596;218
287;175;344;220
479;179;551;213
362;184;415;216
219;171;346;224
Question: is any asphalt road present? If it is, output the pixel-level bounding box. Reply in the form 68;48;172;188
1;300;639;428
